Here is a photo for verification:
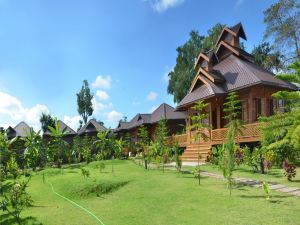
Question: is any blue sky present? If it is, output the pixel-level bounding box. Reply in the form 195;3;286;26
0;0;277;130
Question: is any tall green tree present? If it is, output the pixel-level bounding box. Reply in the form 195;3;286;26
40;113;55;133
190;100;210;185
222;92;243;195
137;125;150;169
77;80;94;124
167;24;225;103
274;61;300;111
263;0;300;61
260;61;300;176
252;42;284;72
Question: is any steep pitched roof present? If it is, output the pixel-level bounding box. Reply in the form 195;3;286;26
177;55;297;109
151;103;186;123
229;22;247;40
126;114;151;129
7;122;32;138
114;103;186;132
114;121;130;132
78;119;106;135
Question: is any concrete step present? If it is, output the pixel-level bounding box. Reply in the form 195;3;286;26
180;158;206;162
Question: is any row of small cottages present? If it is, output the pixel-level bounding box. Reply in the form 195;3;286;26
6;119;106;143
5;103;185;145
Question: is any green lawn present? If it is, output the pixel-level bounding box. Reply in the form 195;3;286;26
189;163;300;188
1;160;300;225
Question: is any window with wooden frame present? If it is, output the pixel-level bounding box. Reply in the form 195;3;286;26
253;98;261;121
267;99;275;116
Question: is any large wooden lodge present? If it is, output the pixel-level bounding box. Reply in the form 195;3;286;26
3;23;297;164
174;23;297;162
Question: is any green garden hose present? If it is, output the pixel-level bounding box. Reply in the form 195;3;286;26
46;177;105;225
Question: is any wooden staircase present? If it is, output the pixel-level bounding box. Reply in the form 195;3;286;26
181;143;212;162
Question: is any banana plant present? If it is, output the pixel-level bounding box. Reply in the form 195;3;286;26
23;128;42;171
262;181;271;200
94;130;110;160
114;138;124;159
48;119;68;167
0;131;18;173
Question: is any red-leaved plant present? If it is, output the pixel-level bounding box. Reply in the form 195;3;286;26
282;160;296;181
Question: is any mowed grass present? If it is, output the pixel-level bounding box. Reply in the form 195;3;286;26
1;160;300;225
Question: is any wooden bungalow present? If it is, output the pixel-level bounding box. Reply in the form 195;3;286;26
149;103;186;140
114;103;186;143
43;120;77;144
6;121;32;140
175;22;298;162
77;119;107;137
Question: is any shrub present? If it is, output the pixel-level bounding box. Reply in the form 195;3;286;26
0;178;32;224
234;147;244;166
243;147;260;172
81;168;90;179
68;180;129;199
7;156;19;179
282;160;296;181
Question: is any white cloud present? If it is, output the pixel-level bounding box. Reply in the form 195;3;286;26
96;90;109;100
148;0;184;13
146;91;158;101
234;0;244;9
92;97;113;115
132;101;141;106
92;75;112;89
0;92;49;130
63;115;81;131
106;110;123;126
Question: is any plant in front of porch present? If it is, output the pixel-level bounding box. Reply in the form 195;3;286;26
155;118;169;172
222;91;243;195
190;100;210;185
137;125;149;169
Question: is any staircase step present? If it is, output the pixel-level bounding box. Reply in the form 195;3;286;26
181;143;212;162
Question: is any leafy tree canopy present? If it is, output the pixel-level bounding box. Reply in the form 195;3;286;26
252;42;284;73
263;0;300;61
40;113;55;132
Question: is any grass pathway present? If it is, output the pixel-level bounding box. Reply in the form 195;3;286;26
200;171;300;197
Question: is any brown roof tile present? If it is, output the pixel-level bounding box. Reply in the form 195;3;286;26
78;119;106;135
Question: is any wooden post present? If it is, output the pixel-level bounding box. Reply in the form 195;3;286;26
209;103;212;141
217;106;221;129
187;109;191;144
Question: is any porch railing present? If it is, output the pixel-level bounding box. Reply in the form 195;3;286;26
166;134;187;147
169;122;261;146
211;122;261;143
